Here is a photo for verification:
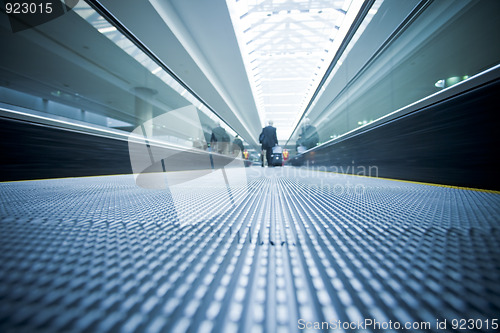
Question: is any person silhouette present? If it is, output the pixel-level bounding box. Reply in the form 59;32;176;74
259;120;278;167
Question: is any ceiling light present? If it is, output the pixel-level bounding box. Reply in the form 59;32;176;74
97;26;117;33
435;79;445;88
151;67;162;74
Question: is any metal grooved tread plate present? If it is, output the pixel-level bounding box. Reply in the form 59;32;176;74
0;168;499;333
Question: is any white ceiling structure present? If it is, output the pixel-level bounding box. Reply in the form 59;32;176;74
97;0;366;145
226;0;364;140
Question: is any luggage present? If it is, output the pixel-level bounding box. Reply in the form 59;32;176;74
271;153;283;166
271;146;283;166
290;155;304;166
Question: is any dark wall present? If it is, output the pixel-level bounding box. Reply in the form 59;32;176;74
0;118;133;181
299;79;500;190
0;117;243;182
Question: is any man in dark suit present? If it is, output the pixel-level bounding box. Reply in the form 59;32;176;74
300;118;319;149
232;135;244;156
259;120;278;167
210;122;230;154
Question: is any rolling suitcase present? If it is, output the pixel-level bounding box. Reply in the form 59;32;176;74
271;146;283;166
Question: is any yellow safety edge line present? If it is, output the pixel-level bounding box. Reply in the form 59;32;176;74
314;169;500;194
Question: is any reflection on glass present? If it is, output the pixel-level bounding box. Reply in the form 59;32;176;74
0;0;238;154
293;0;500;146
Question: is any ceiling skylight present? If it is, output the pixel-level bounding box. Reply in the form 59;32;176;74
226;0;364;140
